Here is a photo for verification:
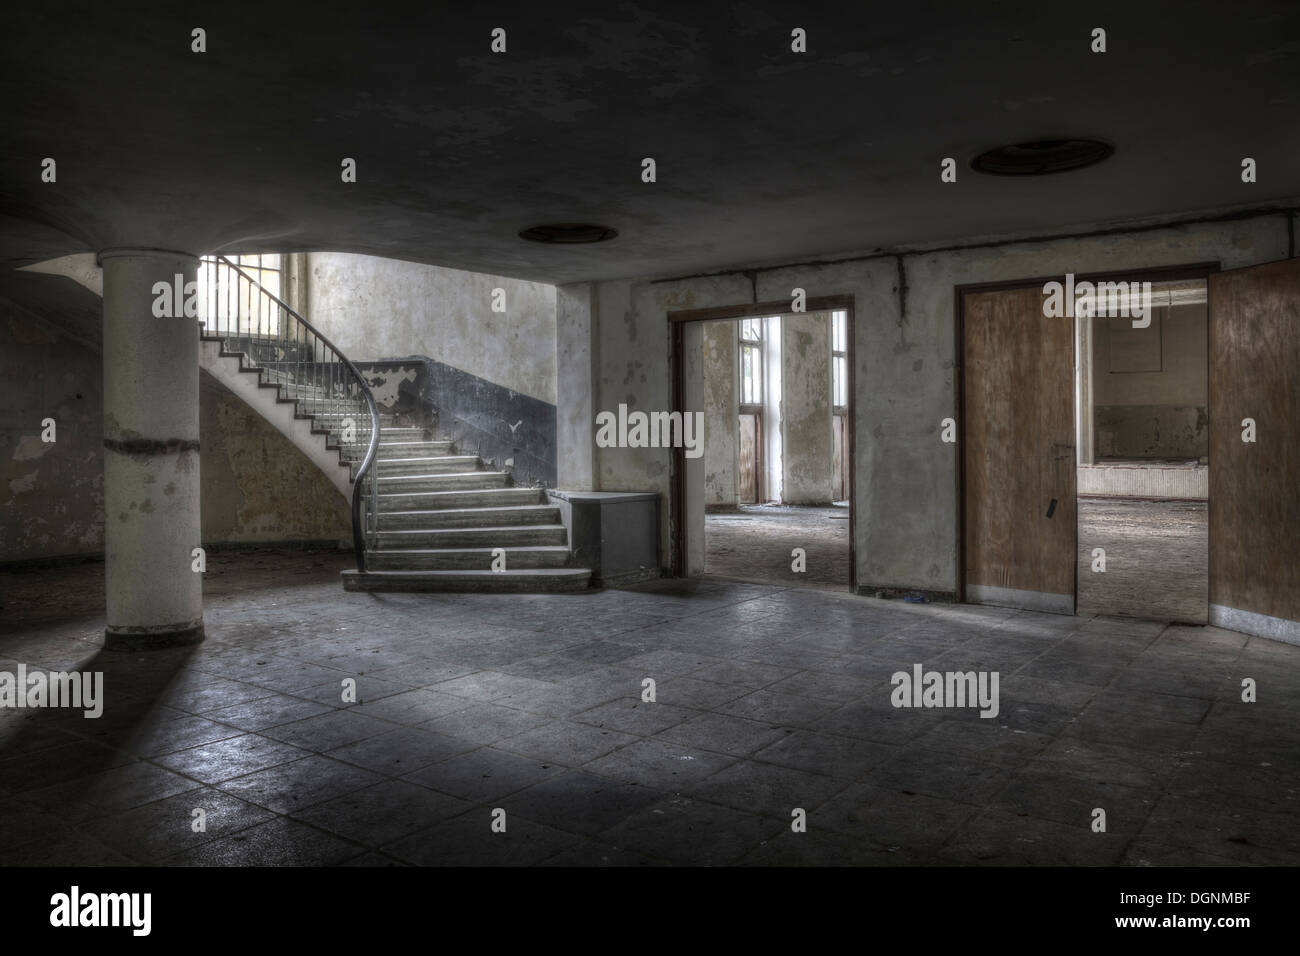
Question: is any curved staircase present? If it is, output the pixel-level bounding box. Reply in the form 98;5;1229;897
341;423;593;592
198;255;592;593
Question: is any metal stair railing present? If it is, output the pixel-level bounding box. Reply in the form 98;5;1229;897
198;254;381;571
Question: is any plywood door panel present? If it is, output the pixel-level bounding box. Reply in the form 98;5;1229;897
964;287;1076;610
832;414;847;500
1208;258;1300;624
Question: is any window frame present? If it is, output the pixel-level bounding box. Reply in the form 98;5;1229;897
831;309;848;413
738;317;765;411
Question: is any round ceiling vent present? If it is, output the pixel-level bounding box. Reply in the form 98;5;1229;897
970;139;1114;176
518;223;618;244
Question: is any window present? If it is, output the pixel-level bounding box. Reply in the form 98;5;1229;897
739;317;764;406
832;309;848;410
197;253;283;336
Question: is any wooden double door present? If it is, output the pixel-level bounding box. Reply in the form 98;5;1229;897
961;259;1300;629
962;285;1076;613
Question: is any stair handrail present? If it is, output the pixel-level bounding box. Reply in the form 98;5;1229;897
209;255;381;572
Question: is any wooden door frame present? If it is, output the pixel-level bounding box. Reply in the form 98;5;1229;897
954;261;1220;604
737;405;764;503
669;295;857;588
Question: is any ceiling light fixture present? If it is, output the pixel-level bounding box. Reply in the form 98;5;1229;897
518;223;618;244
970;139;1114;176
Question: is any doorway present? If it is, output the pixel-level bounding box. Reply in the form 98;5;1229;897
957;264;1218;620
1077;278;1210;623
669;297;857;592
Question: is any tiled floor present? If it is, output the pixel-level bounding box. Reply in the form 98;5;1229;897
705;504;850;590
1076;497;1208;623
1;551;1297;866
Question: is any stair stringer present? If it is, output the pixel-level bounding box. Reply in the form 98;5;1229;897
198;339;354;502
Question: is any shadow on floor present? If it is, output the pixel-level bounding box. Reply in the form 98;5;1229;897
1;550;1298;866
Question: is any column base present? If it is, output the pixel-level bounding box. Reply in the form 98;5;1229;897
104;619;205;651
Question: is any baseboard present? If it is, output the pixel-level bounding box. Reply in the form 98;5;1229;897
0;540;350;571
855;583;957;604
598;567;663;587
965;584;1074;615
0;552;103;572
201;539;351;554
1210;604;1300;645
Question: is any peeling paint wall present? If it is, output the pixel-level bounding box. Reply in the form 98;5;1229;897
360;363;423;417
702;320;737;507
199;371;351;545
356;359;557;487
0;312;104;562
584;273;754;565
306;252;558;404
1;302;350;563
563;213;1292;593
556;284;596;490
780;312;833;505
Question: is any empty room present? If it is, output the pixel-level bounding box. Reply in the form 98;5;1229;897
695;310;854;591
1;1;1298;939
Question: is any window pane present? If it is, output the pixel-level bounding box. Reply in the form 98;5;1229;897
741;345;762;404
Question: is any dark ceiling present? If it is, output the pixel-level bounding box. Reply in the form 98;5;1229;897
2;1;1299;285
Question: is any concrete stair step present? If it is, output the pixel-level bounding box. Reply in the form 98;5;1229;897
275;382;347;396
367;546;572;571
342;568;593;593
376;440;454;458
333;432;442;458
276;381;351;395
376;505;560;530
310;411;397;426
346;454;473;480
373;525;568;549
371;455;481;476
376;471;510;492
377;487;548;511
375;427;436;442
297;404;381;421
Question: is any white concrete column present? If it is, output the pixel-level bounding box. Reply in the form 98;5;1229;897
556;282;597;490
780;311;834;504
764;315;784;503
100;249;204;649
702;320;739;506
